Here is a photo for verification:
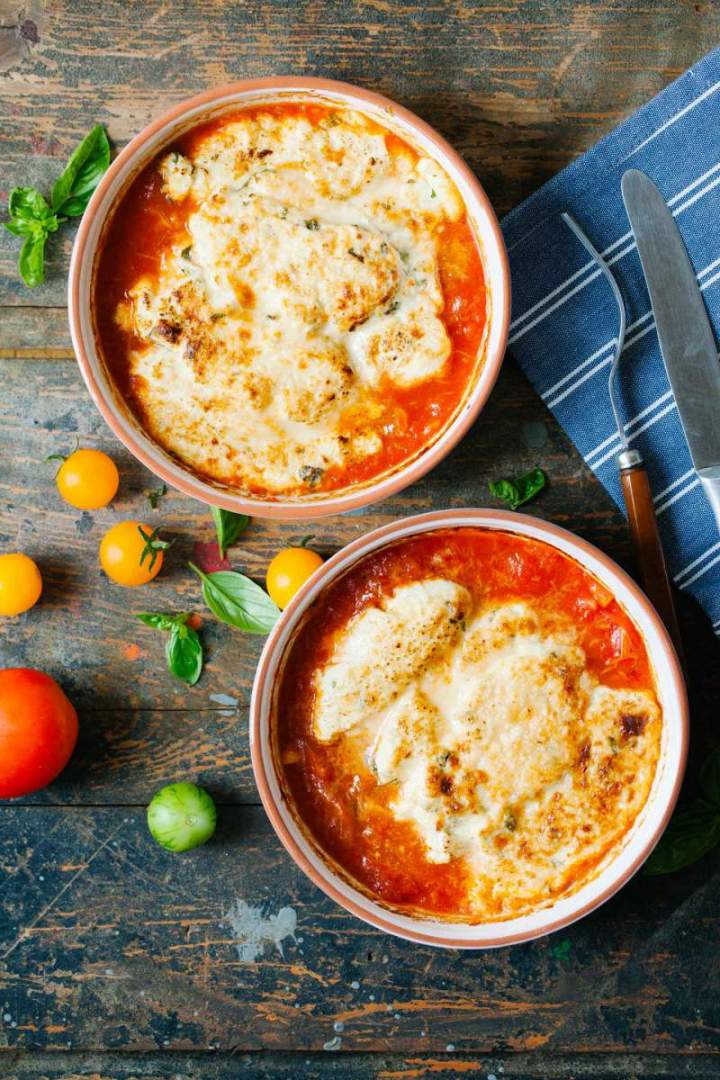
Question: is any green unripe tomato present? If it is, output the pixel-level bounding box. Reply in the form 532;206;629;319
147;782;217;852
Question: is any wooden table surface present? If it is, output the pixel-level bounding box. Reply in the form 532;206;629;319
2;3;720;1078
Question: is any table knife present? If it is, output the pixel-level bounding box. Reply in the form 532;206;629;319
622;169;720;536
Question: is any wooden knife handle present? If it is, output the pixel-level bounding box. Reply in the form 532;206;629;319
619;452;684;660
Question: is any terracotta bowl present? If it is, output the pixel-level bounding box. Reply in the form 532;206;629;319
68;78;510;519
250;509;688;948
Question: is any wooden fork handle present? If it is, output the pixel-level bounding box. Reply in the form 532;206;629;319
619;449;684;660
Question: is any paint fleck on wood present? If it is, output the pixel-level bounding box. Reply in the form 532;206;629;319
225;898;298;962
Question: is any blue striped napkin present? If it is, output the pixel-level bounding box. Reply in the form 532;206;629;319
501;47;720;638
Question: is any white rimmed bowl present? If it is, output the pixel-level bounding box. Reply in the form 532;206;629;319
68;78;510;520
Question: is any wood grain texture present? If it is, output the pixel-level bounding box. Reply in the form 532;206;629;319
0;808;719;1056
5;1053;720;1079
1;0;720;1070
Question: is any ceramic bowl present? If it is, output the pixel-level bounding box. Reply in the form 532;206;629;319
68;78;510;519
250;509;688;948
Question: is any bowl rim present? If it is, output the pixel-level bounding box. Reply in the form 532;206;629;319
67;76;511;520
249;508;689;948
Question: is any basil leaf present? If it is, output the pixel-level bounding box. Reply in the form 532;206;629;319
700;747;720;807
166;624;203;686
211;507;250;557
189;562;279;634
8;186;53;222
51;125;111;215
55;195;89;218
490;468;547;510
5;126;109;290
515;467;547;504
4;218;38;237
18;234;47;288
489;478;520;508
136;611;186;632
644;799;720;875
136;612;202;685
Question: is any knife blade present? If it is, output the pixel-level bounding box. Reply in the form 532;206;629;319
621;168;720;532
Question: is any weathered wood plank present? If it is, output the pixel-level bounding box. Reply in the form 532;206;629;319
0;807;718;1055
0;308;70;354
4;1049;720;1079
0;1;718;305
20;707;254;807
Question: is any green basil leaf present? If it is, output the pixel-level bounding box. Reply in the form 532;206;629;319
489;468;546;511
515;467;547;504
8;186;52;222
18;233;47;288
136;611;187;632
643;800;720;875
189;562;279;634
4;218;38;237
489;478;520;508
54;194;88;218
211;507;250;557
51;125;111;214
166;624;203;686
700;747;720;807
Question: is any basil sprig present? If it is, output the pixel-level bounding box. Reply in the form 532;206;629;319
211;507;250;558
645;748;720;875
489;467;547;511
4;124;110;287
189;562;279;634
136;612;203;687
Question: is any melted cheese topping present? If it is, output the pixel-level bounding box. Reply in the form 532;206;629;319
310;585;661;920
111;107;478;496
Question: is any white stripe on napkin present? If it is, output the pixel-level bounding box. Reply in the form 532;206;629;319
510;160;720;335
621;79;720;161
680;550;720;587
585;390;674;465
544;257;720;410
592;401;678;471
656;478;701;516
675;540;720;583
509;162;720;343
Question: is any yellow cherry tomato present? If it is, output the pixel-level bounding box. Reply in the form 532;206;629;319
100;521;168;587
56;448;119;510
266;545;324;610
0;553;42;616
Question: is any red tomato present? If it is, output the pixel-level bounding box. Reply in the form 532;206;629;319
0;668;78;798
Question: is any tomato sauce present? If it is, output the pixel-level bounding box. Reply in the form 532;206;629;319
92;103;487;497
275;528;656;918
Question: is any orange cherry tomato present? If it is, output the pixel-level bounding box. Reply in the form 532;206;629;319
0;668;78;798
0;553;42;616
100;521;168;587
55;448;120;510
266;545;324;609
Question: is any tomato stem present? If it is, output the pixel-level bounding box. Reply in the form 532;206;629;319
138;525;175;571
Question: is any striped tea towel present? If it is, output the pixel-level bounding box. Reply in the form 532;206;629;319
501;46;720;638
